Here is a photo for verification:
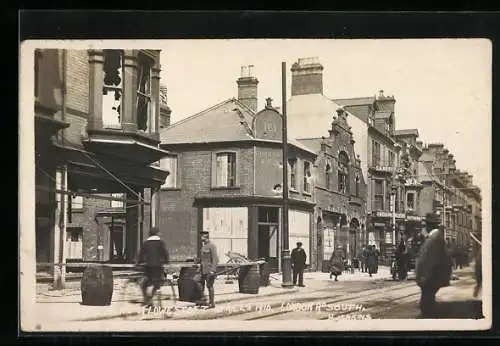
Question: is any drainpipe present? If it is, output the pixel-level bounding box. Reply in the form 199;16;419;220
56;49;68;288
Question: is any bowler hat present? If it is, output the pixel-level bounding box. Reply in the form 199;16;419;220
425;213;441;225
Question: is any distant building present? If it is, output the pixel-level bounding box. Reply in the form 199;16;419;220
159;68;317;272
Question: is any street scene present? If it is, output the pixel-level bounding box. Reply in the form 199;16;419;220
22;39;489;332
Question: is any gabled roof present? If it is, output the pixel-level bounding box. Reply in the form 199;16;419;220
160;98;254;144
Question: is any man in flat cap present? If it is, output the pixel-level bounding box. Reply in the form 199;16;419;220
198;231;219;309
415;213;453;318
291;241;307;287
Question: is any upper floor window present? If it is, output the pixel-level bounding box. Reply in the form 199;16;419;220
406;192;415;211
355;176;360;197
102;49;124;128
161;155;178;189
34;49;42;99
288;158;297;190
338;151;349;194
388;151;395;168
372;140;381;166
303;161;312;193
137;53;154;132
325;162;332;190
374;180;384;210
214;152;237;188
111;193;125;209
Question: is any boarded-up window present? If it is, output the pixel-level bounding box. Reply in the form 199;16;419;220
288;209;311;265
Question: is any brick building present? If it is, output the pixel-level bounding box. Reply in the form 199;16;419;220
158;68;317;272
298;107;367;272
34;48;169;285
418;143;481;258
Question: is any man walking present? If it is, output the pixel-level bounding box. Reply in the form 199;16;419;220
360;245;367;273
291;242;307;287
416;213;453;318
138;226;170;307
199;231;219;309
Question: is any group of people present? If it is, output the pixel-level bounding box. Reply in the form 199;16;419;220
137;227;219;309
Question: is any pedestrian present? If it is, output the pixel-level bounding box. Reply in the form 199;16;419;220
415;213;453;318
473;243;482;298
365;245;377;278
329;247;344;281
374;246;380;274
137;226;170;307
291;242;307;287
360;245;367;273
395;239;408;280
199;231;219;309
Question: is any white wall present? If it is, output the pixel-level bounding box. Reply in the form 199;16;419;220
288;209;311;265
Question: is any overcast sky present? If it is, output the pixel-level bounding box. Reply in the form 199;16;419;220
159;39;490;192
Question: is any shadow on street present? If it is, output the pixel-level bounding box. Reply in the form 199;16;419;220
430;300;483;319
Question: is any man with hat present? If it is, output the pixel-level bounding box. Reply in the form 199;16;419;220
198;231;219;309
137;226;170;307
415;213;453;318
291;241;307;287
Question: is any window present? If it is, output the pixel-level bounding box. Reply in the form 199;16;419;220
338;151;349;194
388;151;395;168
288;158;297;190
161;156;178;189
303;161;312;193
71;195;83;210
325;162;332;190
406;192;415;211
111;193;125;209
355;176;360;197
34;49;42;99
215;152;237;188
102;49;124;128
372;140;381;166
137;53;154;132
374;180;384;210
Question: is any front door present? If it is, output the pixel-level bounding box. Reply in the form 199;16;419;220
322;227;335;272
258;224;279;273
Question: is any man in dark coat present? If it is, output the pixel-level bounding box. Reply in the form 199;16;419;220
365;245;377;277
360;246;367;273
415;213;453;318
138;226;170;307
395;240;409;280
291;242;307;287
198;231;219;309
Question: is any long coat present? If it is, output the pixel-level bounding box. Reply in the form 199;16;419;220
329;250;345;275
415;229;453;289
365;248;377;274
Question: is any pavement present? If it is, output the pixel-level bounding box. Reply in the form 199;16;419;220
33;266;393;325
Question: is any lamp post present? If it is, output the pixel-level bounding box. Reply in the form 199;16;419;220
280;61;293;288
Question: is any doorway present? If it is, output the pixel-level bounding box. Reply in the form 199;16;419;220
257;207;280;273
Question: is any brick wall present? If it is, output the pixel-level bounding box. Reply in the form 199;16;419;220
158;146;255;261
291;73;323;96
66;50;89;116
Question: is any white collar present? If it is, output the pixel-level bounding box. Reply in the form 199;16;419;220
147;235;161;241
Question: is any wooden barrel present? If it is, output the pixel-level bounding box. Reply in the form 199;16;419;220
259;261;270;287
81;265;114;306
238;264;260;294
177;266;202;302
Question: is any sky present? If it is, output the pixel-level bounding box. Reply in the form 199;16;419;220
159;39;491;193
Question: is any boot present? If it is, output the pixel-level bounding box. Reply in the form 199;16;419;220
208;289;215;309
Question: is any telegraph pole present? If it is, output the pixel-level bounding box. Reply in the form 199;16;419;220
281;62;293;288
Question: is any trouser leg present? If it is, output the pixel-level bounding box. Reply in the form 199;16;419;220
419;285;437;318
292;268;298;285
206;274;215;307
298;269;304;286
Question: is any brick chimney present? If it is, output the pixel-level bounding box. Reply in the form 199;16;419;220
237;65;259;112
159;84;171;129
291;57;324;96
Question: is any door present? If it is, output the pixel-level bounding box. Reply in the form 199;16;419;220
322;227;335;272
258;224;279;272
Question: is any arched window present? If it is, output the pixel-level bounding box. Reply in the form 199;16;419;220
338;151;349;194
325;161;332;190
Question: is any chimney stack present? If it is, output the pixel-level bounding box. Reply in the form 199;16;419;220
159;84;172;128
291;57;324;96
237;65;259;112
375;89;396;112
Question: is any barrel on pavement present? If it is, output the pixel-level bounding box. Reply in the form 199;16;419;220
81;265;114;306
178;266;202;303
238;264;260;294
258;259;270;287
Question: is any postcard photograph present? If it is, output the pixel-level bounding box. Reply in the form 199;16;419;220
19;38;491;332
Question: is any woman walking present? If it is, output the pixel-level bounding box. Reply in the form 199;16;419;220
329;247;345;281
